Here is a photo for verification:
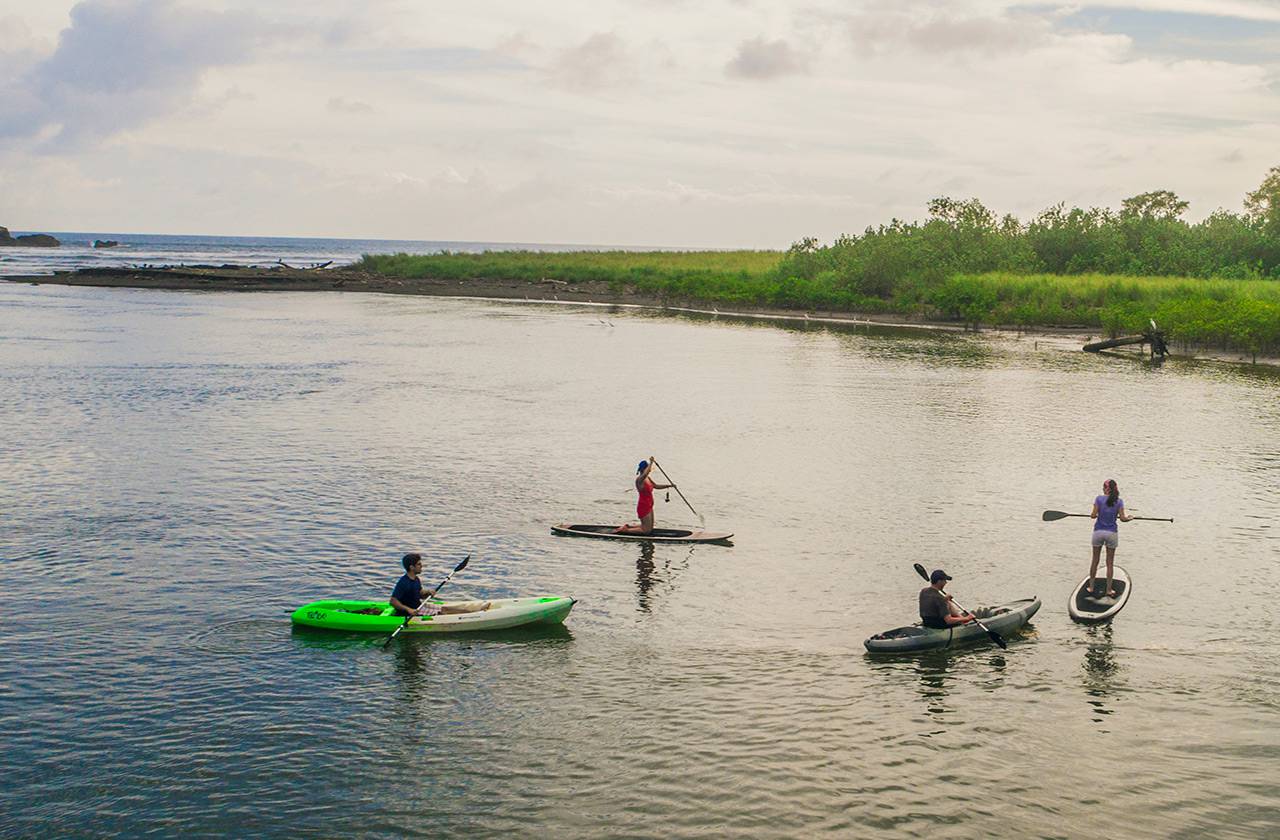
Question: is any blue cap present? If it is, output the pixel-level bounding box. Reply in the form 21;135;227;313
637;460;648;473
930;569;952;583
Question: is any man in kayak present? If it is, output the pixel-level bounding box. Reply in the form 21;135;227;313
919;569;976;629
390;553;489;616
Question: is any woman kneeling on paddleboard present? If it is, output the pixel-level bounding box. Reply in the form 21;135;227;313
614;457;675;535
1087;479;1132;597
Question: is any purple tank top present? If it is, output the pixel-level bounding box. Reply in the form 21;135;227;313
1094;495;1122;531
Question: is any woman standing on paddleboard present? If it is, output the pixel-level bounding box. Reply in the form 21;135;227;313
615;457;675;535
1088;479;1132;597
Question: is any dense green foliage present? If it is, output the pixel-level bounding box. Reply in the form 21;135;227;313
934;273;1280;361
357;167;1280;359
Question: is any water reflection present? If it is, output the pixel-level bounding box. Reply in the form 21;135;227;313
1081;624;1122;724
663;307;1001;365
636;542;656;611
634;543;696;612
907;648;1010;725
393;637;429;680
914;654;953;721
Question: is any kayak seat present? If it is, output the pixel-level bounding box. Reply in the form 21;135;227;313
871;626;931;640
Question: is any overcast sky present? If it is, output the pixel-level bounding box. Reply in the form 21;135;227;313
2;0;1279;247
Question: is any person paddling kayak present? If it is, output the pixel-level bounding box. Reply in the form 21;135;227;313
390;553;489;616
919;569;976;629
1087;479;1132;597
614;457;676;535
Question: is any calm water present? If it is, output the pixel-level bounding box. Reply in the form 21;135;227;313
2;284;1278;838
0;231;655;277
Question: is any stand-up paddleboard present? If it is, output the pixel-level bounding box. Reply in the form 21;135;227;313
551;523;733;544
1069;566;1132;623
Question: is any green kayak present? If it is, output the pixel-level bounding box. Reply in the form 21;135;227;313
291;596;576;633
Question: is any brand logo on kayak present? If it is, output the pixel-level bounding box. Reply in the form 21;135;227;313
307;611;326;620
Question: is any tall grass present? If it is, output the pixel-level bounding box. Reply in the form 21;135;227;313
356;250;782;283
356;251;1280;358
930;273;1280;358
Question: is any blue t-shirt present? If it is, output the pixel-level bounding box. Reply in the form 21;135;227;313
391;574;423;612
1094;495;1123;531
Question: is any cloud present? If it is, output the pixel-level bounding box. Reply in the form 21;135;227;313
0;15;47;79
547;32;631;91
0;0;269;150
725;37;808;80
328;96;373;114
845;7;1054;56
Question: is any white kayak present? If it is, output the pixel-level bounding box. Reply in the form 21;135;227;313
1068;566;1132;623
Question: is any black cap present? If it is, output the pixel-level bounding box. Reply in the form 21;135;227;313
930;569;952;583
402;552;423;571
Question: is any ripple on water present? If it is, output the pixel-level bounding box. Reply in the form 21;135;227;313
4;290;1280;838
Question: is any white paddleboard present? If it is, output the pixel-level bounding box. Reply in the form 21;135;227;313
1068;565;1132;623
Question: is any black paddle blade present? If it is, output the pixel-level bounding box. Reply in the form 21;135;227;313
454;555;471;573
1042;510;1069;521
988;630;1008;650
913;563;929;581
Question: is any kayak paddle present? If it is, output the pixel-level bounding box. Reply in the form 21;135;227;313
1042;509;1173;522
382;554;470;649
912;563;1007;650
651;457;705;528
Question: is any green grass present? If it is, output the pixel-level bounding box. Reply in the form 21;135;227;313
354;251;1280;359
356;250;783;283
930;273;1280;358
354;249;897;311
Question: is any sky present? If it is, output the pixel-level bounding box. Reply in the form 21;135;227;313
1;0;1279;247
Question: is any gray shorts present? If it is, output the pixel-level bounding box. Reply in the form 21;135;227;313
1091;530;1118;549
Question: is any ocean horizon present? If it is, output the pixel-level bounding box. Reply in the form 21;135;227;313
0;231;686;278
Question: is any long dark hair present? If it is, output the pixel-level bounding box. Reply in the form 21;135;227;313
1104;479;1119;508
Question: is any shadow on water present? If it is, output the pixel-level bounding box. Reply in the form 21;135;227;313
1080;623;1123;724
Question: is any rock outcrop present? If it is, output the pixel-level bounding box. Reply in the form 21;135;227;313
0;226;61;247
94;240;120;248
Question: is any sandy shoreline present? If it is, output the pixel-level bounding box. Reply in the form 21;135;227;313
9;265;1278;370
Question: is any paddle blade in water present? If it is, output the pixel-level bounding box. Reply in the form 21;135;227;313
988;630;1008;650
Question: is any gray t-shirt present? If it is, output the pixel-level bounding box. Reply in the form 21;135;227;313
919;587;950;629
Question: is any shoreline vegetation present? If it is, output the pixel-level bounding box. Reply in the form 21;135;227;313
10;167;1280;365
355;169;1280;363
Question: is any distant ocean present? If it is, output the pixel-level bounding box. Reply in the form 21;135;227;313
0;232;641;277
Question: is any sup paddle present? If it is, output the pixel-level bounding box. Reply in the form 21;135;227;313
382;554;470;648
1042;510;1173;522
913;563;1007;650
650;457;705;528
